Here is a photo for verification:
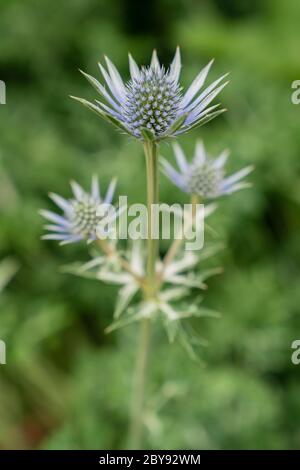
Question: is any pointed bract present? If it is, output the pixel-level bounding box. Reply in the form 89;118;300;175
41;177;119;245
74;49;227;141
161;141;253;199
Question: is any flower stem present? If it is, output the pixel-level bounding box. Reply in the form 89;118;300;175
144;140;159;292
158;194;200;285
129;140;159;449
96;238;144;285
129;314;151;449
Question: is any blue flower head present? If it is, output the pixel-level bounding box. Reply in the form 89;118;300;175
161;141;253;199
40;176;118;244
72;48;228;141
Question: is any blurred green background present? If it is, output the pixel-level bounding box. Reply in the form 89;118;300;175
1;0;300;449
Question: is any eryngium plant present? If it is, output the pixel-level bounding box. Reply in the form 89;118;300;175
41;49;252;449
71;48;228;140
161;140;253;198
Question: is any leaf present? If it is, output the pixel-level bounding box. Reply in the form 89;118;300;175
178;329;199;362
114;283;139;319
0;258;19;293
140;127;155;141
60;263;101;280
100;110;135;135
191;306;222;319
160;286;189;302
176;109;227;134
71;95;138;137
79;69;120;110
105;309;145;333
198;266;223;282
161;113;188;138
166;273;206;290
70;95;107;118
163;317;179;343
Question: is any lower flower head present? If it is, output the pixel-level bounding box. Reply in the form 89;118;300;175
71;196;100;238
40;176;118;244
187;161;224;198
161;140;253;199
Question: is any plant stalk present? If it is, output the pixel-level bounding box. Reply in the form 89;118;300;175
158;194;200;284
96;238;144;285
129;140;159;449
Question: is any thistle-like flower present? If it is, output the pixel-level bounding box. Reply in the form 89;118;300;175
71;48;228;141
40;176;118;244
161;141;253;199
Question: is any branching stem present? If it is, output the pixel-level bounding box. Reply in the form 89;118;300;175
158;194;200;286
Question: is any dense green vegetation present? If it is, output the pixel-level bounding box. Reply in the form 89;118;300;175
0;0;300;449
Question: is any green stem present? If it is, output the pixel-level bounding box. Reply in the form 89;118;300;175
158;194;200;285
145;140;159;291
129;140;159;449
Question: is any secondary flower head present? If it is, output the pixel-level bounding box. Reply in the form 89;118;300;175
40;176;118;244
161;141;253;199
71;48;228;141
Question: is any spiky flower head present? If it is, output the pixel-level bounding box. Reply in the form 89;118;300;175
161;141;253;199
71;48;228;141
40;176;118;244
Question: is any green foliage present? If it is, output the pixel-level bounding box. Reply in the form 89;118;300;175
0;0;300;449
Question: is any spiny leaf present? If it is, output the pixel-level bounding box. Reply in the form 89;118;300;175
140;127;155;141
161;112;188;138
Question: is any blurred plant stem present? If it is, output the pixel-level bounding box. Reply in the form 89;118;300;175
96;238;144;284
129;140;159;449
158;194;200;285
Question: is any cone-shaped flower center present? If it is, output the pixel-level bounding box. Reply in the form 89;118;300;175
71;198;100;238
123;67;181;137
187;163;223;198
